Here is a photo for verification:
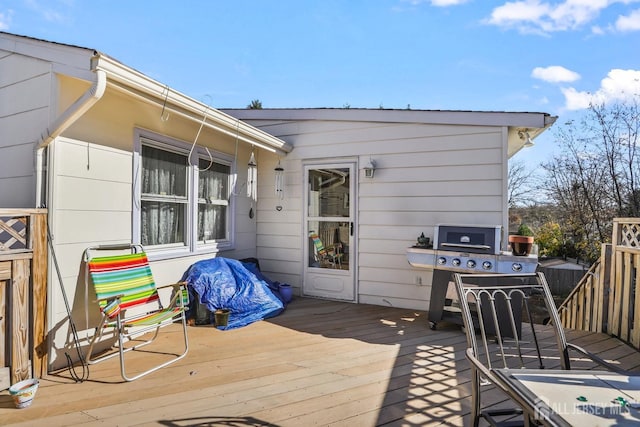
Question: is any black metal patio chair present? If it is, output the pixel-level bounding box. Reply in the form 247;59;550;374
453;272;629;427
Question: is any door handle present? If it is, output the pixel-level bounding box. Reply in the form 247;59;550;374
350;222;354;236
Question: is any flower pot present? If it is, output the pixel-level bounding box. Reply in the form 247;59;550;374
509;235;534;256
214;308;230;328
278;283;293;303
9;378;39;409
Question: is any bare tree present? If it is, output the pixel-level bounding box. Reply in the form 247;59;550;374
589;100;640;216
508;159;536;207
541;97;640;262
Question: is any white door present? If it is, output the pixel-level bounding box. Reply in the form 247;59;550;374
303;162;355;301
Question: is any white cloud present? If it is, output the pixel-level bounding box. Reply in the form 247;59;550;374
486;0;640;34
399;0;469;6
532;65;581;83
616;9;640;31
430;0;470;6
488;1;549;24
23;0;70;24
562;69;640;110
0;10;13;30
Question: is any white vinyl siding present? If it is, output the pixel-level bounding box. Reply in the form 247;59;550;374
48;138;133;369
227;111;509;311
0;51;52;207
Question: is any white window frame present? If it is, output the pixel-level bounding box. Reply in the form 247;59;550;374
133;129;236;259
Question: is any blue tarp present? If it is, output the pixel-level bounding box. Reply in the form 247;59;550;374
182;257;285;330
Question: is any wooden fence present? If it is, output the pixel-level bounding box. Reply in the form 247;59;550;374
0;209;48;390
558;218;640;351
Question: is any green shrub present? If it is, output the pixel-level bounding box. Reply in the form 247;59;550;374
517;223;534;236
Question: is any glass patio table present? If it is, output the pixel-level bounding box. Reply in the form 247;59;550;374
492;369;640;426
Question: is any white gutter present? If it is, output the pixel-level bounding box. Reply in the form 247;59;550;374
35;69;107;206
92;54;292;154
108;78;286;155
37;69;107;149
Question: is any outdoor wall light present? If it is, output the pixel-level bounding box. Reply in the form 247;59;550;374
274;160;284;200
518;131;535;148
364;158;376;178
247;150;257;201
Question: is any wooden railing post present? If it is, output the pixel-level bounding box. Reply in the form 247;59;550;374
597;244;612;334
31;212;48;378
10;257;30;382
0;209;48;389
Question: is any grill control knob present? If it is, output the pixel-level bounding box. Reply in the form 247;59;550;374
452;258;461;267
467;260;476;269
482;261;492;270
512;263;523;272
437;257;447;265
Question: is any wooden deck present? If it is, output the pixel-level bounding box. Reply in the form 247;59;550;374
2;297;640;426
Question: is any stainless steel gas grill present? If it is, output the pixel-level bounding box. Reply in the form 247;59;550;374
407;224;538;330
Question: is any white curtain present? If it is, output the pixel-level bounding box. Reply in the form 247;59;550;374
142;202;184;245
141;146;187;246
197;160;229;241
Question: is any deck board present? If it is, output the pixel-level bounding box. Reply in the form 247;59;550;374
1;297;639;426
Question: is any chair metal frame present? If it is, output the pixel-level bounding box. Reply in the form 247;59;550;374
453;272;627;427
84;244;189;381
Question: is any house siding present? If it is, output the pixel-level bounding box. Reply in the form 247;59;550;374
0;50;52;207
226;113;509;311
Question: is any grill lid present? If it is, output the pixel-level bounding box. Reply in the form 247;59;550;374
434;224;502;255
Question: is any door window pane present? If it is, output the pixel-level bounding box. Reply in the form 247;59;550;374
308;168;350;218
308;221;349;270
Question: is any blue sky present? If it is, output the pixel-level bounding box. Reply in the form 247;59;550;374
1;0;639;166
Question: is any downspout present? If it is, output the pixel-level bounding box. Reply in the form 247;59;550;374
35;69;107;207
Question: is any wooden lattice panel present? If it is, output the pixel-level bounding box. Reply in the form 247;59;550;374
617;221;640;247
0;216;28;251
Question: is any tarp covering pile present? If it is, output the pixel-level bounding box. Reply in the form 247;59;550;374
182;257;285;330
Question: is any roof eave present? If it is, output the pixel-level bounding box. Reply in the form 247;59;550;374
225;107;556;129
92;54;292;154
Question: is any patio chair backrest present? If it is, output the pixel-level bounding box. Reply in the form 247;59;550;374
88;252;161;315
84;244;189;381
453;272;570;372
309;231;327;256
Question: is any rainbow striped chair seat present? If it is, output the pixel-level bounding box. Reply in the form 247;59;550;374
84;244;189;381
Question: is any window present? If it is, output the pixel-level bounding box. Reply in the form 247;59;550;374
141;145;188;247
197;158;230;243
135;131;234;256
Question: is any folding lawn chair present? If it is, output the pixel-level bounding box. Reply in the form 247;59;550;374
84;244;189;381
309;231;343;268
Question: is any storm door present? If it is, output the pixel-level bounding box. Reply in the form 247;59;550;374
303;162;355;301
